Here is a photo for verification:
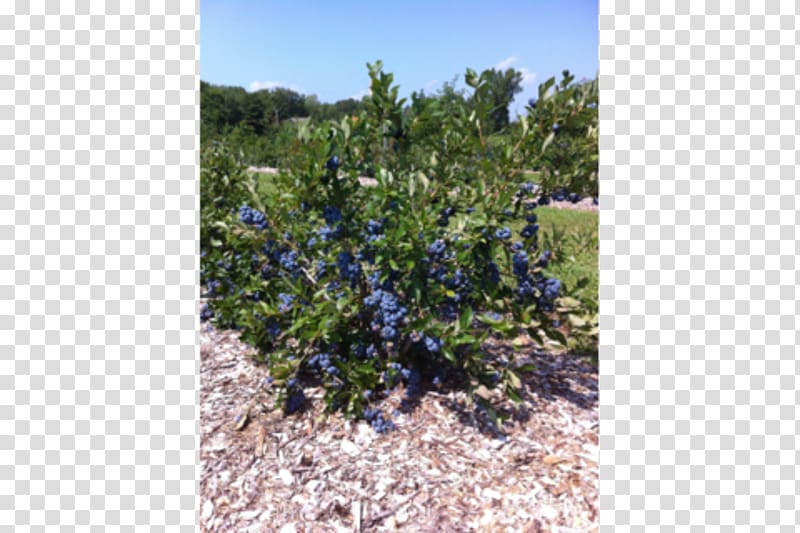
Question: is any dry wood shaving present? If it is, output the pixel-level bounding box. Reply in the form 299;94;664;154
200;312;598;533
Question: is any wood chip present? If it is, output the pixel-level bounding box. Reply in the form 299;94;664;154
352;500;361;533
201;500;214;521
340;438;359;457
278;468;294;486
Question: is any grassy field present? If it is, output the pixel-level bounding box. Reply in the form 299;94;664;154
249;169;279;198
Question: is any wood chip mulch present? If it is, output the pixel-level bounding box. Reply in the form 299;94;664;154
200;318;598;533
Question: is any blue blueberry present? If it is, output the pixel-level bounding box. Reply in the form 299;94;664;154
326;155;340;171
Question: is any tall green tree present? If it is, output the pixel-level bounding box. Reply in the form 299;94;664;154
475;68;523;134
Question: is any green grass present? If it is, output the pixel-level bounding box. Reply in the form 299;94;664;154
250;171;279;197
522;170;541;183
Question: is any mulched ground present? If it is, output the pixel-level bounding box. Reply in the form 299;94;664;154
199;318;598;533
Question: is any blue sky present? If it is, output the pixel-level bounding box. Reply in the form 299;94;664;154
200;0;598;117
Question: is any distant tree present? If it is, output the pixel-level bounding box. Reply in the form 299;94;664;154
263;88;306;124
200;81;248;143
241;91;267;135
478;68;524;134
303;94;321;119
333;98;365;118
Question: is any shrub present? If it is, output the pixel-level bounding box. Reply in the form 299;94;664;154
523;71;598;198
201;62;593;429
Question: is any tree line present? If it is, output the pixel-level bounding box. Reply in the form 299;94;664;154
201;68;529;163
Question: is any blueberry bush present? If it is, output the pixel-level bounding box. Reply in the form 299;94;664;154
201;62;596;430
524;70;598;199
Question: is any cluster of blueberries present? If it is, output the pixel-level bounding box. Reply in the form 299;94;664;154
317;223;343;242
259;240;301;280
284;387;306;414
403;368;422;399
313;205;346;243
444;269;472;304
536;188;599;206
322;205;343;225
519;181;597;206
365;218;385;243
348;341;378;360
426;237;449;260
364;289;408;341
424;335;443;353
495;227;512;240
367;269;397;293
307;352;341;378
520;213;539;239
239;205;269;231
265;321;280;338
277;293;295;313
336;251;362;288
363;406;396;434
438;207;456;227
512;250;561;312
206;279;222;297
278;250;299;274
207;258;240;297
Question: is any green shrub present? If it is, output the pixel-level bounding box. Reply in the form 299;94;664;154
200;62;594;431
524;71;598;198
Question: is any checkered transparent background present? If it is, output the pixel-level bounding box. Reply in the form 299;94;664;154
2;0;799;530
1;1;198;531
599;0;799;530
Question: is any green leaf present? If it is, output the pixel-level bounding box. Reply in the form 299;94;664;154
506;386;523;404
477;313;501;325
558;296;581;308
482;401;501;426
341;117;351;139
568;314;587;327
441;347;456;364
417;171;430;192
459;307;474;331
541;132;555;154
465;68;478;88
549;328;567;345
456;333;477;345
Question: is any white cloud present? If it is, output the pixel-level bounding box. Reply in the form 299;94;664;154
494;57;536;86
248;80;301;93
519;68;537;87
494;55;518;70
424;79;439;90
350;89;371;100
